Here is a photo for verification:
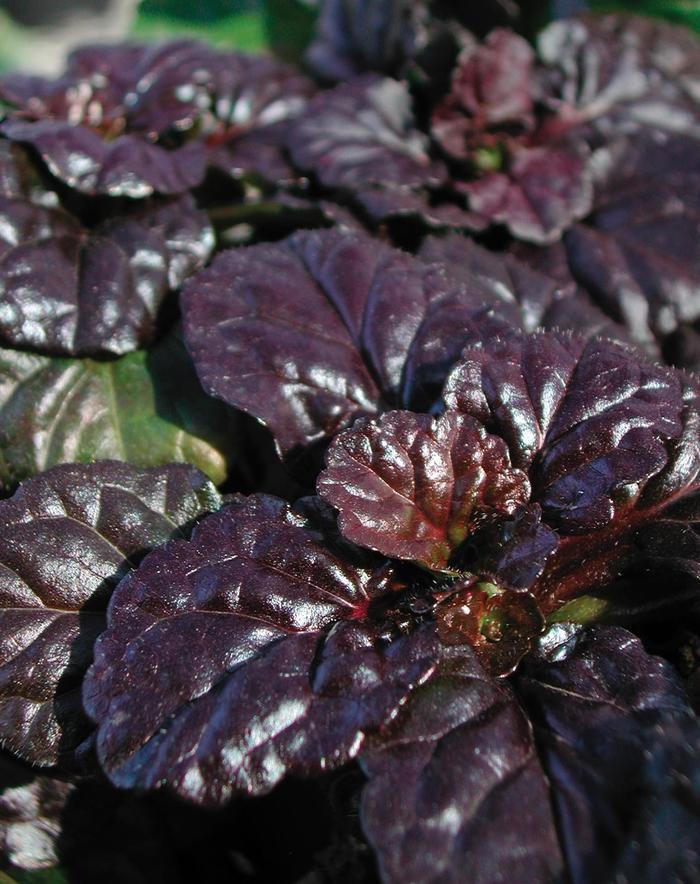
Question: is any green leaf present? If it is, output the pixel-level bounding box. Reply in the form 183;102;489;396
133;0;269;52
263;0;318;63
3;870;69;884
589;0;700;32
0;334;238;488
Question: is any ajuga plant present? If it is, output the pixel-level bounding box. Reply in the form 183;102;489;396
0;2;700;883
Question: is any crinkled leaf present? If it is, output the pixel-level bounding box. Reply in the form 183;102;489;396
419;233;629;340
444;331;683;519
0;121;206;198
360;641;564;884
287;76;445;191
182;228;521;457
0;333;238;488
431;29;535;162
517;625;695;883
83;495;441;805
537;13;700;141
0;41;312;196
0;461;220;766
444;331;700;609
0;194;213;357
435;580;545;676
318;410;529;569
459;141;593;244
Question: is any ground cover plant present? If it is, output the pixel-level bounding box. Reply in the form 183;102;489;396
0;1;700;881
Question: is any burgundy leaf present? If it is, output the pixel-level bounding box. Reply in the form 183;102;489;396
418;233;626;339
431;29;535;162
458;141;593;244
360;640;564;884
0;121;206;198
83;495;442;805
0;193;213;356
444;330;700;609
517;625;695;883
435;579;545;675
287;76;445;191
0;41;313;196
318;410;529;569
537;13;700;141
182;228;521;456
0;461;220;765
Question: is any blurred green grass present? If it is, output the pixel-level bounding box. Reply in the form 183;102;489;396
133;0;317;58
590;0;700;30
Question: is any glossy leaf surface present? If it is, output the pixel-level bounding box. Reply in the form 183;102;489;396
518;625;695;883
0;461;220;765
84;495;440;804
0;334;238;488
318;411;528;569
360;642;564;884
182;228;522;456
0;194;213;356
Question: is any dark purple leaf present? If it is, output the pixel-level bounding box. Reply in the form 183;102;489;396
0;192;213;356
182;228;521;457
287;76;445;191
318;410;529;569
83;495;443;805
353;185;488;231
127;47;314;186
424;233;639;346
305;0;419;82
0;141;41;201
537;13;700;142
0;121;206;198
475;504;558;591
0;461;220;766
431;29;535;162
611;714;700;882
511;132;700;353
517;625;695;884
0;41;313;195
565;173;700;343
458;141;593;244
444;330;700;608
360;640;564;884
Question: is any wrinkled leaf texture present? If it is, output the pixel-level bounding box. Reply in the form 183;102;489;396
0;40;314;196
362;625;697;884
0;461;220;765
444;330;700;610
0;192;213;356
84;494;445;803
